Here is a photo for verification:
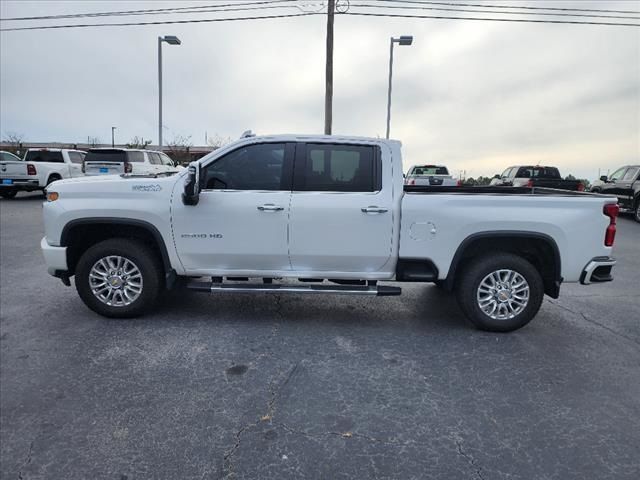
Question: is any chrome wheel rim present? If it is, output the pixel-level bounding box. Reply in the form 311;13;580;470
89;256;143;307
477;269;530;320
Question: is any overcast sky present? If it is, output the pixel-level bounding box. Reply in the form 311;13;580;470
1;0;638;180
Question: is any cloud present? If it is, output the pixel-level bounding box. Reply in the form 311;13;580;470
1;0;638;180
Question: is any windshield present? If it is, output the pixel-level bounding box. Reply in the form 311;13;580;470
25;151;63;163
411;165;449;175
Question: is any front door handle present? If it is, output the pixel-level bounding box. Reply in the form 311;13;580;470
257;204;284;212
361;206;388;214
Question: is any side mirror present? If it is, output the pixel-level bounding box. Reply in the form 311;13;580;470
493;174;500;179
183;163;200;206
599;175;608;182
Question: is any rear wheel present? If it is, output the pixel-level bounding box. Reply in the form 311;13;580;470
0;190;17;199
75;238;163;318
456;253;544;332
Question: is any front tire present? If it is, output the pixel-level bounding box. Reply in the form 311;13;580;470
75;238;163;318
456;253;544;332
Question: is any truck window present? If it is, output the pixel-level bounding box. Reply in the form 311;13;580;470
301;144;378;192
68;152;85;164
202;143;286;190
516;167;560;179
25;151;64;163
501;167;513;178
128;151;145;163
160;153;174;166
147;152;161;165
609;167;626;181
413;166;448;175
622;167;639;181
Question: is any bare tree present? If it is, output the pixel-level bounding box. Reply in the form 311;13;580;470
126;136;152;149
87;136;101;147
206;133;232;149
3;131;25;155
166;134;193;166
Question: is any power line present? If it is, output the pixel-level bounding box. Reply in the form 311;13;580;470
351;2;640;20
0;12;323;32
0;0;297;22
342;10;640;27
376;0;640;15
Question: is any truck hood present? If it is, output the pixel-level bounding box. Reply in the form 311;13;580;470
49;172;185;197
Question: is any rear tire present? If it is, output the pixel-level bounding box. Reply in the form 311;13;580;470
0;190;17;199
75;238;163;318
456;253;544;332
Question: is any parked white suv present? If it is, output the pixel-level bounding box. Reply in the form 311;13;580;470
83;148;177;176
0;148;85;198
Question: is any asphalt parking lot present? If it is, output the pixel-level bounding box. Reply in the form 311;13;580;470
1;193;639;480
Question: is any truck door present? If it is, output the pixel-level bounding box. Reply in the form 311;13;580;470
288;142;393;273
172;142;294;273
67;152;85;177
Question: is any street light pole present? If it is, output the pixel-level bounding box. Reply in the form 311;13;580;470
111;126;116;147
386;35;413;139
157;35;181;151
158;36;163;151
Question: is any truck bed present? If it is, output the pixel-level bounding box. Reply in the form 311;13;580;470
403;185;602;197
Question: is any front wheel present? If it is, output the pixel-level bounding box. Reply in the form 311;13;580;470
456;253;544;332
75;238;163;318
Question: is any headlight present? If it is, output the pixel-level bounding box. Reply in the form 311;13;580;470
46;192;59;202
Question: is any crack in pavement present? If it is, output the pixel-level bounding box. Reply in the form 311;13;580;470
547;300;640;347
456;440;485;480
17;441;33;480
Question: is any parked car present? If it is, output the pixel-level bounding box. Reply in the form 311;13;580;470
83;148;177;176
490;165;585;191
41;135;619;332
591;165;639;222
0;148;85;199
404;164;460;186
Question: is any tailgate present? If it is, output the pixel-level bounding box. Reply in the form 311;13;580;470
0;161;29;181
84;162;124;176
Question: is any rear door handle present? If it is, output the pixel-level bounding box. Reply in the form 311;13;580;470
361;206;388;214
257;204;284;212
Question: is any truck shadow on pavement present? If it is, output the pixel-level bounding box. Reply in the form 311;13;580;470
148;283;471;332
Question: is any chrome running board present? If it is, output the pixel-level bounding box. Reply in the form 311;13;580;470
186;281;401;296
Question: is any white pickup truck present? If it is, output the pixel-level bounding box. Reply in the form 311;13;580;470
41;135;619;332
0;148;86;198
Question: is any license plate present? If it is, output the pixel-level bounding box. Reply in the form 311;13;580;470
2;179;12;185
99;168;109;173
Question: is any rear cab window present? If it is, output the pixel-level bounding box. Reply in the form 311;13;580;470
412;165;448;175
85;150;127;163
296;143;380;192
516;167;560;179
25;151;64;163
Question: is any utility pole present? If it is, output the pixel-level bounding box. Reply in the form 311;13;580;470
111;126;117;147
324;0;335;135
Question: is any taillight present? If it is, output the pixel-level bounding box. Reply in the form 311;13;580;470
81;162;85;173
27;163;36;175
456;179;462;187
124;161;132;173
526;179;534;188
577;182;585;192
408;179;415;185
603;203;619;247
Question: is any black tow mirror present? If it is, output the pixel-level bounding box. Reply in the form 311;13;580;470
599;175;608;182
183;163;200;206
